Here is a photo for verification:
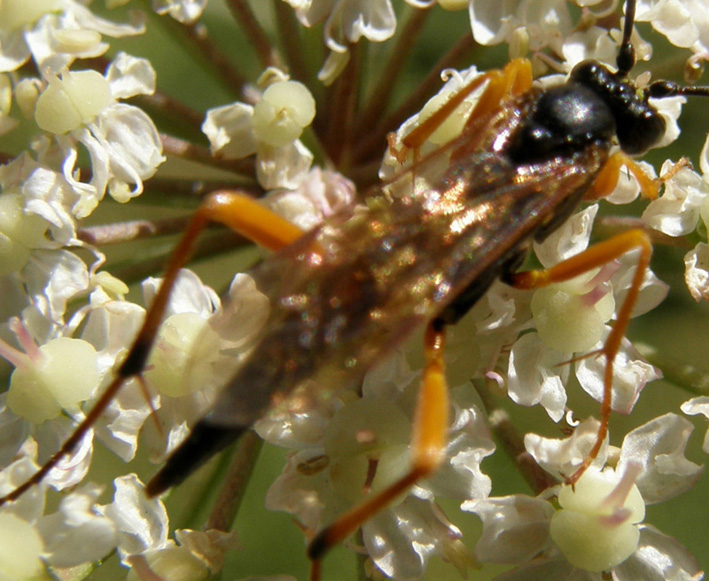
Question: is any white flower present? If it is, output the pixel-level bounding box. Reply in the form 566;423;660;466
507;332;570;422
23;248;90;330
643;160;708;237
380;64;486;183
37;483;116;568
139;270;269;463
0;193;51;277
468;0;573;55
284;0;397;52
6;335;99;424
505;206;665;422
681;396;709;454
252;81;316;147
0;0;706;578
465;414;704;577
0;0;144;74
0;446;122;579
261;349;493;579
152;0;208;24
34;54;164;211
0;320;99;491
202;76;316;190
0;154;87;279
102;474;169;561
636;0;709;60
101;474;238;579
560;25;622;69
263;167;356;231
642;135;709;301
79;286;149;462
684;242;709;301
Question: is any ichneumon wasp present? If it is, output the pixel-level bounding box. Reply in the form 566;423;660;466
1;0;708;578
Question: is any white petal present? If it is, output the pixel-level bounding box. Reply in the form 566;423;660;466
429;386;494;500
125;543;208;581
533;205;597;267
611;252;669;318
202;102;257;159
576;330;660;415
36;418;93;491
525;417;608;479
256;140;313;190
24;249;89;326
317;49;350;85
102;474;169;561
507;332;568;422
681;396;709;453
341;0;396;44
106;52;157;99
642;161;707;237
152;0;208;23
264;167;356;231
141;269;219;320
173;529;240;574
684;242;709;301
63;1;146;38
38;485;116;567
561;27;618;70
635;0;698;48
649;95;684;150
700;130;709;177
0;29;31;73
93;377;152;462
264;447;333;530
21;166;78;245
614;524;703;581
462;495;555;564
0;451;47;523
363;497;460;579
85;103;165;201
618;413;703;504
469;0;517;46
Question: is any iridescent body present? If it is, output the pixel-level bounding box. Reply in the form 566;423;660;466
149;86;611;492
215;110;606;423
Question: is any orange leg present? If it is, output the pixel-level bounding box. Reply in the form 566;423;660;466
307;322;450;572
509;229;653;483
589;150;691;201
390;58;534;162
0;190;303;507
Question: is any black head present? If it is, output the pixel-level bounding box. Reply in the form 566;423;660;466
508;0;709;164
570;0;709;155
568;60;665;155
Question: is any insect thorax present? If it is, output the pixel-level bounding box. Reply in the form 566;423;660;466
505;60;667;165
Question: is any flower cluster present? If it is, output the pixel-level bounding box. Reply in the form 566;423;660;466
0;1;708;580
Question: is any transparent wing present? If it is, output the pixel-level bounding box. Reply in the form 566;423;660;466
199;154;607;430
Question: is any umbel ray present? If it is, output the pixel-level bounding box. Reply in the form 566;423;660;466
2;0;709;577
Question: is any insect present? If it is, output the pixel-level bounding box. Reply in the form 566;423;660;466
1;0;707;578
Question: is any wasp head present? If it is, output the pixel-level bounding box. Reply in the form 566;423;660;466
568;60;666;156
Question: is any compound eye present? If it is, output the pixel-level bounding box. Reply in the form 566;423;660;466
616;108;666;155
